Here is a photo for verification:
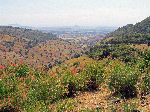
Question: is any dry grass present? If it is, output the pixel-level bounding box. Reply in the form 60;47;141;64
130;44;150;51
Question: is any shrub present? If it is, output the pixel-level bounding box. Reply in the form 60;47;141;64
84;64;104;91
61;63;104;96
73;64;104;92
22;101;49;112
108;65;139;99
61;72;77;97
0;80;9;99
56;99;77;112
88;44;141;64
0;77;18;100
16;65;29;77
140;74;150;95
123;103;139;112
74;71;87;91
140;50;150;73
28;77;66;104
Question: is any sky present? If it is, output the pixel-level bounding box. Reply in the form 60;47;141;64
0;0;150;27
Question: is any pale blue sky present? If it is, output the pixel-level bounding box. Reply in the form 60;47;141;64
0;0;150;27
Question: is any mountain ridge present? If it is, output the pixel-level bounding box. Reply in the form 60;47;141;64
109;16;150;37
106;16;150;44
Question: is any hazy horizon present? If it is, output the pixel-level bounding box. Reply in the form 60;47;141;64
0;0;150;27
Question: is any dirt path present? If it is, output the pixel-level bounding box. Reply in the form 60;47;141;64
74;85;111;111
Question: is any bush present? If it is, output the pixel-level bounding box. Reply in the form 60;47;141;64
84;64;104;91
140;74;150;95
0;80;9;99
0;77;18;100
73;64;104;92
123;103;139;112
89;44;141;64
108;65;139;99
22;100;49;112
16;65;29;77
61;63;104;96
56;99;77;112
140;50;150;73
61;72;77;97
28;77;66;104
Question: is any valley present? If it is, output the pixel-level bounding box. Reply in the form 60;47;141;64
0;17;150;112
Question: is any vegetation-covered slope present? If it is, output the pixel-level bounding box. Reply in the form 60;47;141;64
0;17;150;112
109;16;150;37
0;26;56;42
107;17;150;44
0;34;84;68
0;51;149;111
87;44;141;64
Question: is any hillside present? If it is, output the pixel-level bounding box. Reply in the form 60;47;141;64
0;26;57;50
0;27;85;69
0;53;149;111
109;16;150;37
0;18;150;112
0;26;56;42
107;17;150;44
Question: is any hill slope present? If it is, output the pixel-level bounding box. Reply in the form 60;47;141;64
0;26;56;47
0;26;84;68
109;16;150;37
107;17;150;44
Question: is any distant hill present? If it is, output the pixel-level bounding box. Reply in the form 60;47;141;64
0;26;56;42
109;16;150;36
107;17;150;44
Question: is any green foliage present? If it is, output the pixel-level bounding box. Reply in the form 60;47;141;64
61;72;77;97
0;80;9;99
28;77;66;104
88;44;140;64
108;65;140;98
123;103;138;112
141;75;150;95
0;57;148;111
84;64;104;91
143;50;150;64
139;50;150;74
22;100;49;112
107;17;150;44
142;50;150;73
56;99;77;112
73;71;88;91
108;24;134;37
69;63;104;92
16;65;29;77
0;77;19;100
108;33;150;44
60;63;104;96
